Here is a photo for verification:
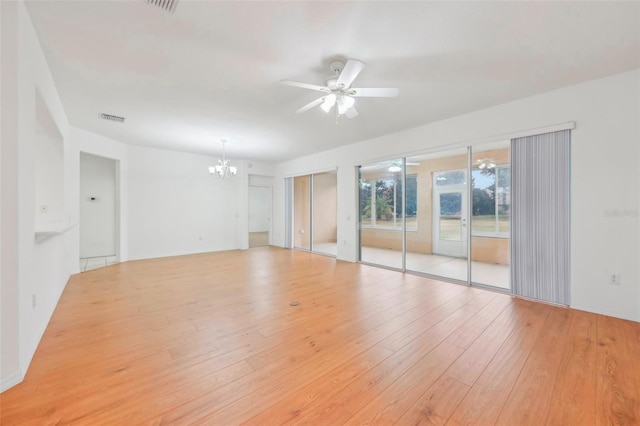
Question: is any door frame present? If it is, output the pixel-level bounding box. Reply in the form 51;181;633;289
432;171;468;258
79;152;119;260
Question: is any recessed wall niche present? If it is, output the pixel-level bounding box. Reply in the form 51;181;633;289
34;89;64;229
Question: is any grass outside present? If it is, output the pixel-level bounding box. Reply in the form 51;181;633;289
362;214;509;238
472;214;510;234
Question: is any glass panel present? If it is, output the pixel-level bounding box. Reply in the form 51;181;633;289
471;168;497;234
405;148;468;283
439;193;462;241
358;159;403;269
374;176;400;228
293;175;310;250
471;141;511;290
359;178;372;226
312;171;337;256
405;174;418;229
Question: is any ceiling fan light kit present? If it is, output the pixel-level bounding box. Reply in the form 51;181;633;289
281;58;399;120
320;94;336;112
475;158;496;170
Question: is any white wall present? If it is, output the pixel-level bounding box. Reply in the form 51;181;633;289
34;91;64;225
1;0;22;392
249;174;275;188
126;147;275;260
1;1;76;391
273;69;640;322
127;146;236;258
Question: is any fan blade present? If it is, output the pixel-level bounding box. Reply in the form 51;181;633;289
295;97;324;114
345;106;359;119
351;87;399;97
336;59;365;88
280;80;327;92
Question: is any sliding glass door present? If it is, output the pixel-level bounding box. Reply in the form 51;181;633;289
357;144;512;291
403;148;469;283
292;170;338;256
358;159;404;269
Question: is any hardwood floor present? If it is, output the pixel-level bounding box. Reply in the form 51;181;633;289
1;247;638;425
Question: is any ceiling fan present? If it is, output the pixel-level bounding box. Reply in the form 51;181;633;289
474;158;497;170
281;59;399;119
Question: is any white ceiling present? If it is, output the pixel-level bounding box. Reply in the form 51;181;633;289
25;1;640;162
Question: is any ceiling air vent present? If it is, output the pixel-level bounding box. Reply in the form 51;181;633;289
146;0;179;13
99;113;125;123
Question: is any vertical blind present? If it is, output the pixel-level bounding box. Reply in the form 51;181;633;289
510;130;571;305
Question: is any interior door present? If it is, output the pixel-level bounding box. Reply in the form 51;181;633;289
433;187;467;257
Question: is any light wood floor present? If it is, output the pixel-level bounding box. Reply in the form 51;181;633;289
1;247;638;425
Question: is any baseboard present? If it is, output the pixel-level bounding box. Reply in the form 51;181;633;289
570;304;640;323
128;247;242;262
1;371;23;393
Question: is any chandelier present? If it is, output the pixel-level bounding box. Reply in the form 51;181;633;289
208;139;237;179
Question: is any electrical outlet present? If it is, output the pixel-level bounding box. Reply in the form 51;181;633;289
610;274;621;285
40;205;48;213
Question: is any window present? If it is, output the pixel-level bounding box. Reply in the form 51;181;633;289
472;165;510;237
360;174;417;230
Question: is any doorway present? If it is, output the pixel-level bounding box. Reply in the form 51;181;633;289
79;153;118;272
248;186;272;247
